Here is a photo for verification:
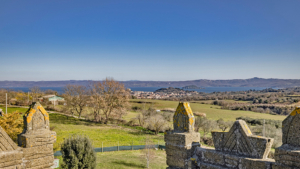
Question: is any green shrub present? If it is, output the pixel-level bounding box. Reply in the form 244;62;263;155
61;135;96;169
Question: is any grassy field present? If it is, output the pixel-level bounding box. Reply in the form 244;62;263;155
0;105;28;114
50;114;164;151
56;150;167;169
129;99;286;121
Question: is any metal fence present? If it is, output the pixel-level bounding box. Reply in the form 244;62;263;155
54;144;166;156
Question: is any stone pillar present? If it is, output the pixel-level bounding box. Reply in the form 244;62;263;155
18;102;57;169
165;102;200;169
274;107;300;169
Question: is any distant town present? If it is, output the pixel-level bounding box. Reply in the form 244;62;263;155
131;90;198;99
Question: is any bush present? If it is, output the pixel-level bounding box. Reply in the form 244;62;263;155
0;111;23;143
61;135;96;169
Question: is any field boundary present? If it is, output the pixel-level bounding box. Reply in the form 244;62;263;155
54;144;166;156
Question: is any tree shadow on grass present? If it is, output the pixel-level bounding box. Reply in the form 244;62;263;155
49;113;104;126
112;160;145;168
128;131;150;136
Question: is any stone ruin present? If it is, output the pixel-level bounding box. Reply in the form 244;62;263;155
165;103;300;169
274;106;300;168
0;102;56;169
165;102;200;169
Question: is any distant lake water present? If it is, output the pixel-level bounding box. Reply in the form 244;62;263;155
3;86;270;94
5;87;65;94
129;87;270;93
2;87;267;94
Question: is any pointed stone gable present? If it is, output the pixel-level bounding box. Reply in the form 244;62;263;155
23;102;50;132
173;102;195;133
282;106;300;146
0;126;18;151
212;120;273;159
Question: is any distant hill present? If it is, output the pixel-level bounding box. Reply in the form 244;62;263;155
0;78;300;88
154;87;186;93
182;85;203;89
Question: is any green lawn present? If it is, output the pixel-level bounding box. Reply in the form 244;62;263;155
129;99;286;121
0;105;28;114
56;150;167;169
50;114;164;151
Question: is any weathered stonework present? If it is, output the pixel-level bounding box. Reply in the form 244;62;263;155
165;106;300;169
212;120;273;159
191;146;275;169
0;102;56;169
274;106;300;169
165;102;200;169
190;120;274;169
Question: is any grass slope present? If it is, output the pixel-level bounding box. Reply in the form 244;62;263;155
50;114;164;151
0;105;28;114
129;99;286;121
56;150;167;169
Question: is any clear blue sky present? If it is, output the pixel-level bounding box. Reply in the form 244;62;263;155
0;0;299;81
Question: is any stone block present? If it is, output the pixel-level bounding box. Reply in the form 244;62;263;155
240;158;274;169
272;163;294;169
200;148;225;166
198;163;227;169
165;131;200;168
224;154;241;168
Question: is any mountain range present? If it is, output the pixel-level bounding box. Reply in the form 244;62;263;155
1;78;300;88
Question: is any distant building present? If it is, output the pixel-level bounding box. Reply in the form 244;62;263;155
48;96;64;102
39;95;64;104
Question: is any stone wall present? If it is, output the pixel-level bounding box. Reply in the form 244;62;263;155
165;103;300;169
0;102;56;169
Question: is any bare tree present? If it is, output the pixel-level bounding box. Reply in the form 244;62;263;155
217;118;233;132
89;78;130;124
147;114;167;135
202;119;217;137
194;116;207;132
135;104;148;127
15;92;28;106
44;89;58;95
63;85;88;118
30;86;42;102
136;113;146;127
141;137;156;168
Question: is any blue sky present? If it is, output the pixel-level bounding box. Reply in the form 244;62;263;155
0;0;299;81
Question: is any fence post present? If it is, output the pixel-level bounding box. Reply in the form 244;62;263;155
118;141;119;151
263;119;265;137
132;141;133;150
102;142;103;152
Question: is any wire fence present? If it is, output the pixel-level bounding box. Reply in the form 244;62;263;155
54;144;166;156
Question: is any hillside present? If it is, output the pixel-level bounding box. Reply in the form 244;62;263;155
1;77;300;88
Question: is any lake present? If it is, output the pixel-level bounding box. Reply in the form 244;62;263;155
5;86;271;94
